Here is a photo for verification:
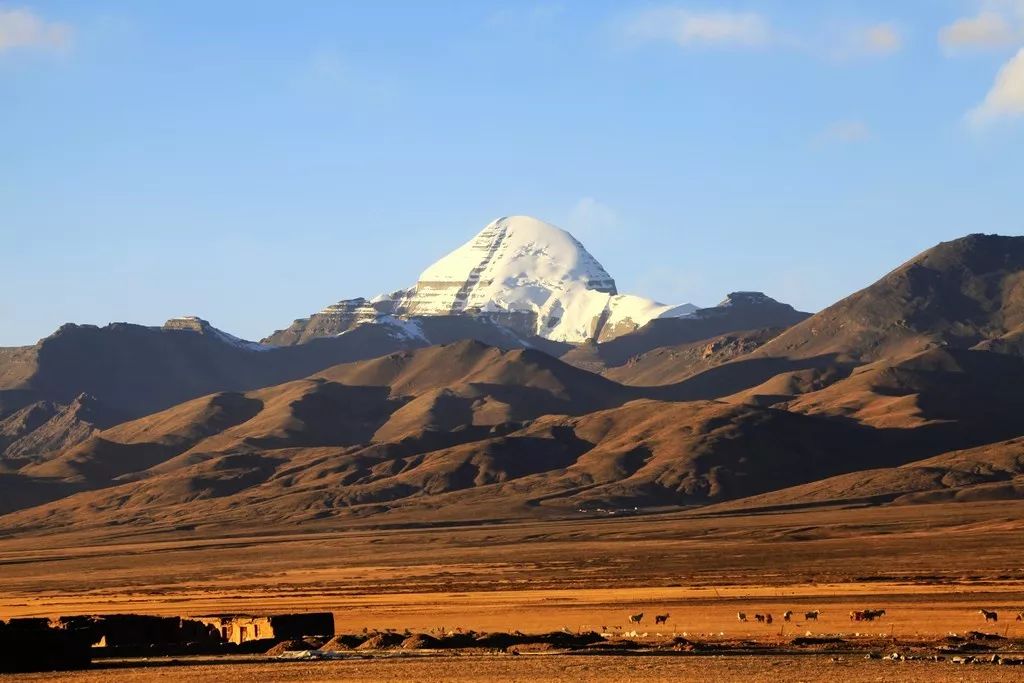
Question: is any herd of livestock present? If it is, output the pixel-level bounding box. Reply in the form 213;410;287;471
620;609;1024;627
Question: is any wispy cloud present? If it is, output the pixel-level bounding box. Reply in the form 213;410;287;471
831;23;903;59
858;23;903;55
968;47;1024;124
623;8;772;49
940;12;1016;50
621;8;903;61
0;6;71;54
817;119;873;145
939;1;1024;52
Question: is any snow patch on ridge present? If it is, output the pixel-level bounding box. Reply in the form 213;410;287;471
376;316;428;342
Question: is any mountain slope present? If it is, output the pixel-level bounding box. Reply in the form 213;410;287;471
713;437;1024;511
0;397;892;535
560;292;809;372
4;341;638;497
0;315;547;426
0;394;119;463
601;328;783;386
753;234;1024;364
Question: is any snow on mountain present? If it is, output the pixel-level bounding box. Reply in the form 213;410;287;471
391;216;694;343
261;215;698;345
341;315;427;342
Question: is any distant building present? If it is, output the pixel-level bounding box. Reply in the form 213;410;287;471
193;613;334;644
54;614;219;647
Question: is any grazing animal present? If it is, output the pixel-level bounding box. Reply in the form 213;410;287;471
1016;612;1024;622
654;614;670;625
737;612;747;622
628;612;644;624
852;609;885;621
783;611;793;622
980;609;998;622
805;610;821;621
765;613;773;625
754;614;766;623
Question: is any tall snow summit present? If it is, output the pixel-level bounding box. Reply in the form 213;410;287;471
267;215;697;345
392;215;694;342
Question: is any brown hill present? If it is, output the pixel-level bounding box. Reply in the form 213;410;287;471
602;328;782;386
0;315;550;428
713;437;1024;512
0;397;893;536
4;234;1024;534
560;292;808;372
4;342;634;497
0;394;119;463
21;391;265;484
782;348;1024;441
319;340;623;404
753;234;1024;364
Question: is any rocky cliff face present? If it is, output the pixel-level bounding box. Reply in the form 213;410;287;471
262;299;378;345
0;393;117;464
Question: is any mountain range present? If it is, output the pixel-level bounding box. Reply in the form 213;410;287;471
2;219;1023;538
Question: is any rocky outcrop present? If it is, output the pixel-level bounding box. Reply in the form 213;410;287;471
2;394;115;461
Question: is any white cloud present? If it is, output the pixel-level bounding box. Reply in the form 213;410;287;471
940;12;1016;49
969;47;1024;124
817;119;873;145
0;7;71;54
624;8;772;49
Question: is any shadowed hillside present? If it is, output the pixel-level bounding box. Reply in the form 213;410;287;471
752;234;1024;364
3;234;1024;535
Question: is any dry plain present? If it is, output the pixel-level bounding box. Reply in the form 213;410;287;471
2;500;1024;631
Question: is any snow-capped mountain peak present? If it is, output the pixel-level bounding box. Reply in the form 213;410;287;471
392;216;692;342
414;215;617;302
263;215;698;345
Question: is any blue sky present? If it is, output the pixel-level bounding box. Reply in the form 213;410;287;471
2;1;1023;345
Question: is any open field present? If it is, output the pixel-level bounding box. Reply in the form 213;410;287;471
4;501;1024;679
3;501;1024;636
